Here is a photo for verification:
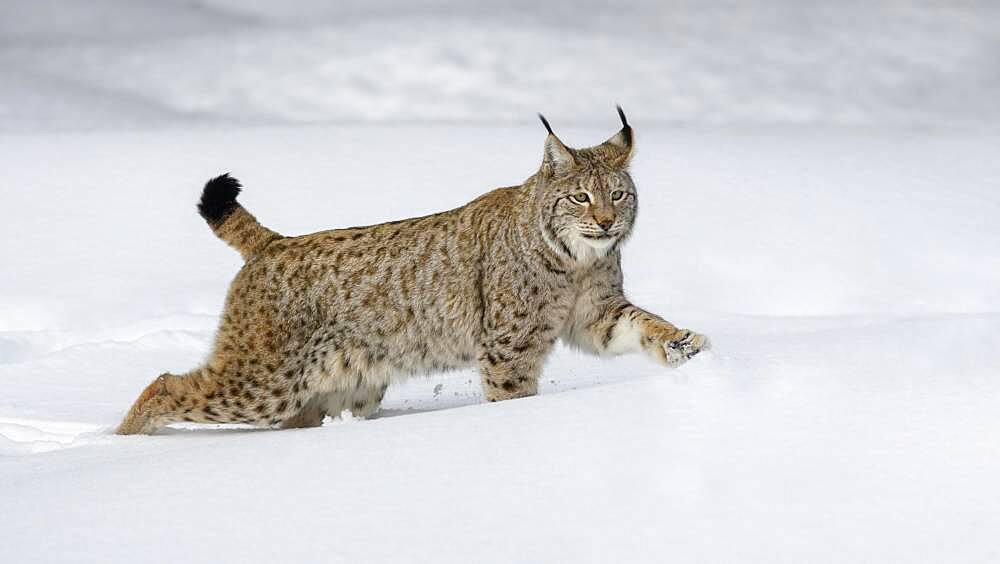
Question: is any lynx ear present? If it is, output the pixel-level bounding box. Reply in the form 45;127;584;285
599;105;635;168
539;113;576;175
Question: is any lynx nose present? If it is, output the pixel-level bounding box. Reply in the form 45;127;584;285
596;218;613;232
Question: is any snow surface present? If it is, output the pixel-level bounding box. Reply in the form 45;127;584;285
2;124;999;563
2;1;1000;562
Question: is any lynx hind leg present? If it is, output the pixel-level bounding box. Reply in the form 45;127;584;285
280;394;328;429
117;371;227;435
318;384;388;420
348;384;388;419
117;364;317;435
117;373;185;435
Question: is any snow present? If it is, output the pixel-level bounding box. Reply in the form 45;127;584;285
2;124;998;562
2;0;999;130
2;1;999;562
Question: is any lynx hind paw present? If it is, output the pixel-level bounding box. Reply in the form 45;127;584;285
663;330;711;367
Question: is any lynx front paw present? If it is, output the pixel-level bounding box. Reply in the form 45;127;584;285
661;330;711;367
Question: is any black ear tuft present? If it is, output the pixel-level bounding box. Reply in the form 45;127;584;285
198;173;242;225
616;105;629;129
538;113;554;135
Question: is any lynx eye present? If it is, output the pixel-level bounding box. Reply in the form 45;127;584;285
571;193;590;204
611;190;625;201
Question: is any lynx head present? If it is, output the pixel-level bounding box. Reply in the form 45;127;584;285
534;107;637;263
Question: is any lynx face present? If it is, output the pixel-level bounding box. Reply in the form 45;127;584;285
550;164;637;255
536;119;637;261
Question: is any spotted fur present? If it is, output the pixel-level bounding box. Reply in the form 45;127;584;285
116;110;710;435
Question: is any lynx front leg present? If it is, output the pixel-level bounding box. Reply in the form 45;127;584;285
564;255;710;369
566;298;710;367
629;315;711;367
478;348;546;402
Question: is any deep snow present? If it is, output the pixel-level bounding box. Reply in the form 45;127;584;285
1;124;999;563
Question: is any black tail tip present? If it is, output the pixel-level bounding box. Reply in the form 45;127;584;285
198;173;242;225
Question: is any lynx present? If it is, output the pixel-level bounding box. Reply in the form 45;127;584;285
117;108;710;435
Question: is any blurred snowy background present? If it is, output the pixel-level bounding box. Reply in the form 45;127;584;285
2;2;999;563
1;0;998;130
